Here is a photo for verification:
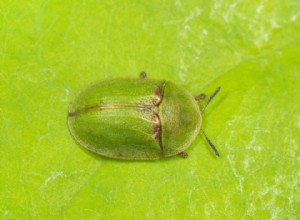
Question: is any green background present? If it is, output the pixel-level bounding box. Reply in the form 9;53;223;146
1;1;299;219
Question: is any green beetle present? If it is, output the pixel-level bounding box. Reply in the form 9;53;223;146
68;73;220;160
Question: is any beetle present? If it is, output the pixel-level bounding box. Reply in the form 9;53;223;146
68;72;220;160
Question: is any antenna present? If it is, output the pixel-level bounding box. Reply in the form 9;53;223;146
201;87;220;113
200;129;220;156
198;87;221;156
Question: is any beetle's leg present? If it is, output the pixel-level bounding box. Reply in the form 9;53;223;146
178;151;188;158
195;93;206;102
140;72;147;79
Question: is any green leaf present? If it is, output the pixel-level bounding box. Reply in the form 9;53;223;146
1;1;299;219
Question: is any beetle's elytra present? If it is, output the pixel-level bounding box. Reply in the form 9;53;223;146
68;73;220;160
